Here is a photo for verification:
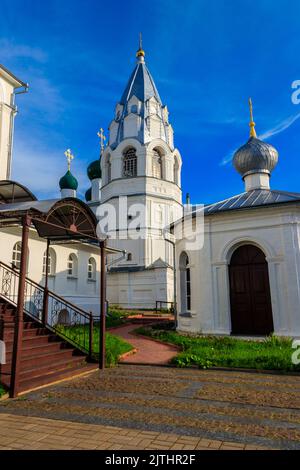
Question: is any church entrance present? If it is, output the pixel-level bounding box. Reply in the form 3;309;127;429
229;244;273;335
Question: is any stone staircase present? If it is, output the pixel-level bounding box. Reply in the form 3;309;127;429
0;298;97;394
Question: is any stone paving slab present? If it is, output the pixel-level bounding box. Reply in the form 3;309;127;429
0;413;266;450
1;365;299;449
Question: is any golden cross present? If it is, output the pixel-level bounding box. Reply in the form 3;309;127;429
248;97;257;138
97;128;106;155
64;148;74;171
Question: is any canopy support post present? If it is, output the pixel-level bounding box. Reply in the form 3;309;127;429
42;239;50;326
10;215;31;398
99;240;106;369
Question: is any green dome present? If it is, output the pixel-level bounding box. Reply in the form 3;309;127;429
85;187;92;202
87;159;101;180
59;170;78;190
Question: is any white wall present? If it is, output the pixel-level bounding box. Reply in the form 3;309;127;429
0;227;101;314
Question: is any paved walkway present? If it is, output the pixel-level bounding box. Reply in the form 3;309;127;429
0;413;261;450
111;324;179;364
1;365;300;449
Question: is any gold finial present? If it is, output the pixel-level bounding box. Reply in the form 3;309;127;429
136;32;145;58
64;148;74;171
248;97;257;138
97;127;106;155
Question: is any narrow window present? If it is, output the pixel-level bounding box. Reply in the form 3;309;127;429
12;242;22;270
68;253;78;277
43;248;56;276
152;149;162;179
88;257;96;280
123;148;137;177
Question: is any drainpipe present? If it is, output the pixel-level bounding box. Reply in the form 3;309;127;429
7;84;29;179
163;230;177;329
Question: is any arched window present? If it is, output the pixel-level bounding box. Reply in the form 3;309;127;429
88;257;96;281
68;253;78;278
152;149;162;179
127;253;132;261
12;242;29;272
123;147;137;177
174;156;179;185
12;242;22;270
43;248;56;276
179;252;191;313
106;154;111;184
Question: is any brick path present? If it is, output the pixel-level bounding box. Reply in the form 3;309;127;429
1;365;300;449
111;324;179;364
0;413;263;450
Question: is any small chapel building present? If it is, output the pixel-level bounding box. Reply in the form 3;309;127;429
176;100;300;337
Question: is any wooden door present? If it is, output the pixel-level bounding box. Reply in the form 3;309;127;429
229;245;273;335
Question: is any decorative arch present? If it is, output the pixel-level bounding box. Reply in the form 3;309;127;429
179;251;191;313
220;236;275;265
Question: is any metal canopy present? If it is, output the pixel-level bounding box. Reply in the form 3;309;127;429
0;180;37;204
0;197;98;242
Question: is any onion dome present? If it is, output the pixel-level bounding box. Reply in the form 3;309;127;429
85;187;92;202
87;159;101;181
233;99;278;179
59;170;78;190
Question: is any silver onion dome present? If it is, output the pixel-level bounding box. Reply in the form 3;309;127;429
233;98;278;179
233;136;278;178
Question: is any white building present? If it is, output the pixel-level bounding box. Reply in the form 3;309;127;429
176;102;300;337
0;65;27;180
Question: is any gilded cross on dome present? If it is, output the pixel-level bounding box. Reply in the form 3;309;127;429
64;148;74;171
97;128;106;155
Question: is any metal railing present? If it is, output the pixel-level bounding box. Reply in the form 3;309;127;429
0;261;96;358
155;301;175;315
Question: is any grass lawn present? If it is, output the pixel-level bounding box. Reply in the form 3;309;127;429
106;305;133;328
57;324;133;367
0;384;7;398
135;325;300;372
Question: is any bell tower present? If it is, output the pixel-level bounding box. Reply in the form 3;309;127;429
99;39;183;269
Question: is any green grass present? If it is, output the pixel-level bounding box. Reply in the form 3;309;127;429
0;384;7;398
106;306;132;328
135;326;300;372
57;323;133;367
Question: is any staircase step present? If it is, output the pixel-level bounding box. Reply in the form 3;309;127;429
2;347;85;371
19;355;90;381
4;333;60;347
5;339;73;358
18;363;98;393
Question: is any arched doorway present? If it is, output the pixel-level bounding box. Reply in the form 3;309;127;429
229;244;273;335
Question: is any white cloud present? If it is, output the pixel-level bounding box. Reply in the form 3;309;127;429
11;140;88;200
258;112;300;140
221;112;300;166
0;39;46;62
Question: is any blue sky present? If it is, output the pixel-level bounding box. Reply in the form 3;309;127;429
1;0;300;204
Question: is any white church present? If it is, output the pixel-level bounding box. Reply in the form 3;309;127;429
1;40;300;338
